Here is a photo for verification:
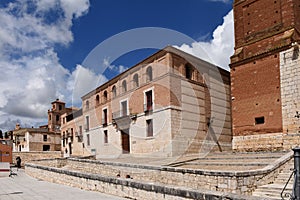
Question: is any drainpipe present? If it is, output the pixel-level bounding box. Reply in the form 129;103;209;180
293;147;300;200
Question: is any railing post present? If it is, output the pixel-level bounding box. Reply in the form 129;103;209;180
293;147;300;200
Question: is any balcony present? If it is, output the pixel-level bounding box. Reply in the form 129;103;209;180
112;110;135;131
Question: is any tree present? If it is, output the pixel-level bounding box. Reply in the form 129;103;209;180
4;132;8;139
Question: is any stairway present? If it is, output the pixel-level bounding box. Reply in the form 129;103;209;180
252;159;294;199
168;151;288;171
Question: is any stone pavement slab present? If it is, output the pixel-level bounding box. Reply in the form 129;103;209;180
0;169;126;200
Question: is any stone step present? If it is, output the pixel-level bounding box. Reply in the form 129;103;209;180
182;161;270;166
253;183;293;200
201;155;283;160
252;191;282;200
178;164;262;171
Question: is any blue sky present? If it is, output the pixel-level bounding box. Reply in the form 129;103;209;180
0;0;234;131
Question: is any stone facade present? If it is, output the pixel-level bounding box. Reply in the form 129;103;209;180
70;46;232;158
230;0;300;151
13;128;61;152
280;45;300;134
60;109;91;157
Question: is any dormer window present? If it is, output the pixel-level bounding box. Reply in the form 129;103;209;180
133;74;139;87
96;95;100;105
86;100;89;110
112;85;117;98
122;80;127;93
185;64;193;80
103;91;108;102
146;66;153;82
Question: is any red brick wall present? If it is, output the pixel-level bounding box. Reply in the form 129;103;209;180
230;0;300;137
0;143;12;163
231;54;282;136
233;0;297;50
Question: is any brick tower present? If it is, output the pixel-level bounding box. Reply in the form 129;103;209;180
48;99;66;132
230;0;300;151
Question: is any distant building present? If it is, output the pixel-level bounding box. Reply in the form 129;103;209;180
64;46;232;158
12;99;70;152
0;140;13;163
230;0;300;151
61;108;90;157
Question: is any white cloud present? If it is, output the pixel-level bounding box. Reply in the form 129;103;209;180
67;65;108;106
103;58;128;74
174;10;234;71
0;0;90;131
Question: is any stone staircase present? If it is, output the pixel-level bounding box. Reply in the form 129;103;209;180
252;159;294;199
168;151;289;171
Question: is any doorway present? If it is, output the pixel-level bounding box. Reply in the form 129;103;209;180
121;129;130;154
68;143;72;155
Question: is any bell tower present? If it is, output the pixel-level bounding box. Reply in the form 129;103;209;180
230;0;300;151
48;99;66;132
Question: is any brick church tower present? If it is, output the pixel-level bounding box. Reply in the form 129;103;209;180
230;0;300;151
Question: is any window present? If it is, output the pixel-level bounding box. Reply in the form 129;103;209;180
112;85;117;98
85;116;90;131
79;126;82;135
86;100;89;110
146;66;153;82
56;115;59;122
96;95;100;105
78;126;83;142
43;135;47;142
146;119;153;137
255;117;265;125
185;64;193;80
121;101;128;117
122;80;127;93
43;145;50;151
59;105;62;110
87;134;90;146
133;74;139;87
62;132;65;147
104;130;108;144
102;109;108;125
49;114;51;121
145;90;153;112
103;91;108;102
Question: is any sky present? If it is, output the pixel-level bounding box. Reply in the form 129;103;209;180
0;0;234;131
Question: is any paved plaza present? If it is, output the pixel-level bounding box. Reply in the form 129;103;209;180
0;168;126;200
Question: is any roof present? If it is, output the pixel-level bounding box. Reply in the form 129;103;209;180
82;46;229;99
51;98;66;104
13;128;50;136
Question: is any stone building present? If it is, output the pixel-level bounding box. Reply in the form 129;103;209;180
72;46;232;158
60;108;90;157
12;99;69;152
0;140;12;163
230;0;300;151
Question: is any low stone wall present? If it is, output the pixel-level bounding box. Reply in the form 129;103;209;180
12;151;61;166
25;163;270;200
26;151;292;196
233;132;300;152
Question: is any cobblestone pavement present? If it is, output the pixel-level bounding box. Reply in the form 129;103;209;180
0;168;126;200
